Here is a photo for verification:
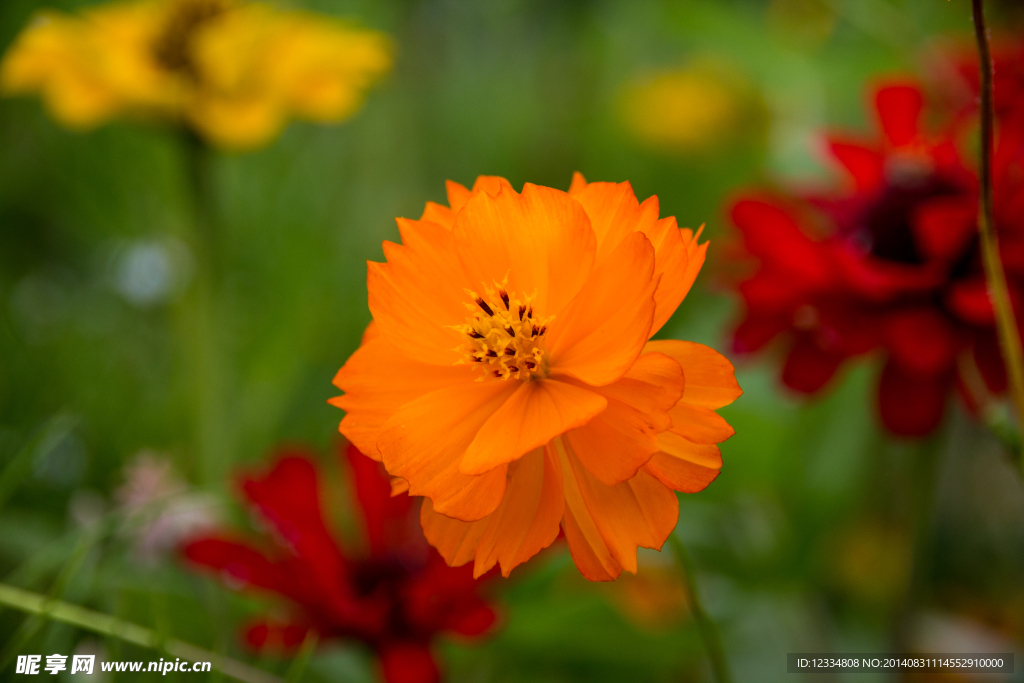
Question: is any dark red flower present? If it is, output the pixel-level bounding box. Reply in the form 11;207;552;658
949;40;1024;128
730;77;1024;436
182;444;498;683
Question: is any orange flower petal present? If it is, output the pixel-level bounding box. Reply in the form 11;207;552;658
643;452;720;493
446;179;472;212
420;498;488;568
547;232;657;386
557;439;678;580
568;177;707;335
561;501;621;581
453;183;597;319
645;431;722;493
569;180;656;262
557;451;621;580
360;319;381;343
644;340;742;408
390;477;409;496
668;403;736;444
562;352;684;485
421;446;564;578
643;220;708;336
368;219;470;364
564;400;659;486
592;352;684;429
461;379;607;475
471;175;516;196
420;201;455;229
568;171;588;194
331;335;475;458
656;432;723;470
377;379;518;521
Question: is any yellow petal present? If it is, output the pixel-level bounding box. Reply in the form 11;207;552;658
188;94;285;150
45;73;120;129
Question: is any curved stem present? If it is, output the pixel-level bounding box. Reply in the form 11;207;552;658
971;0;1024;471
668;533;732;683
0;582;280;683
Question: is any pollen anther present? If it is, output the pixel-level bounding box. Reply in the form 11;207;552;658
451;280;552;381
476;298;494;316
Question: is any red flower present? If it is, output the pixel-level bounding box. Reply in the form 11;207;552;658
950;40;1024;128
731;78;1024;436
182;444;497;683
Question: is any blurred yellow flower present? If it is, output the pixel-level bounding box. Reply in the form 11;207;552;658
0;0;391;149
622;65;751;154
828;521;910;605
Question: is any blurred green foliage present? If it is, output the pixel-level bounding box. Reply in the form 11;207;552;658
2;0;1024;682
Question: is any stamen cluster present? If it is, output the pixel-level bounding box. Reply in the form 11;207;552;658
152;0;233;77
453;281;552;380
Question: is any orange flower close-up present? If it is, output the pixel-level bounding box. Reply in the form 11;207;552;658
331;174;742;582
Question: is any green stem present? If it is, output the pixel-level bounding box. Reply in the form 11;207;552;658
971;0;1024;471
177;132;232;486
668;533;732;683
0;583;281;683
284;630;318;683
888;435;943;668
0;513;111;670
0;415;78;512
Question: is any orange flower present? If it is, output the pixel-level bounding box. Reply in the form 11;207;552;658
331;174;741;581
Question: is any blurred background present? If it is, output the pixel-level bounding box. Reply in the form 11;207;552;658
2;0;1024;681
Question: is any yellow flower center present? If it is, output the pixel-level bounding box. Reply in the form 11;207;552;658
453;281;552;381
152;0;233;77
